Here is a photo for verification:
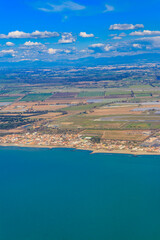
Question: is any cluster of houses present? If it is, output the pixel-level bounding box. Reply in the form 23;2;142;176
0;131;160;154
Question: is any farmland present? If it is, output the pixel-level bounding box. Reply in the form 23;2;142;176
20;93;52;102
82;129;148;141
0;96;20;102
0;63;160;153
78;91;105;98
48;92;78;99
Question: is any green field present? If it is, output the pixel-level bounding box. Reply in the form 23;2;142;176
129;84;152;89
135;93;152;97
105;91;131;96
0;96;19;102
20;93;52;102
125;122;160;129
78;91;105;98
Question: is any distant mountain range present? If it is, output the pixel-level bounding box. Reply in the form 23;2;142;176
0;52;160;68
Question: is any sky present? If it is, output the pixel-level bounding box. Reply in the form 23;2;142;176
0;0;160;64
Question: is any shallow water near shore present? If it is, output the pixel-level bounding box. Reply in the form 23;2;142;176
0;147;160;240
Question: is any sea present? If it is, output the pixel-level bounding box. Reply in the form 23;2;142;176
0;147;160;240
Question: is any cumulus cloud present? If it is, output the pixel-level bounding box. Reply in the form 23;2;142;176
88;43;105;53
113;36;122;40
89;43;104;48
6;42;15;46
149;36;160;48
38;1;85;12
133;44;142;49
58;33;76;43
104;4;114;12
109;34;117;37
24;41;43;46
0;30;59;39
80;49;94;54
2;30;160;62
104;44;113;51
89;43;113;53
130;30;160;36
31;30;59;38
79;32;94;38
138;36;160;48
0;49;16;56
48;48;71;54
109;24;144;30
0;31;30;39
48;48;61;54
119;32;126;37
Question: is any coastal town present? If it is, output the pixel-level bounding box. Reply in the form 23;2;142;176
0;131;160;154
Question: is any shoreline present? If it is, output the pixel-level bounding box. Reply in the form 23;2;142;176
0;143;159;156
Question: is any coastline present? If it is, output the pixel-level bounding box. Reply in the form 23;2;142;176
0;143;159;156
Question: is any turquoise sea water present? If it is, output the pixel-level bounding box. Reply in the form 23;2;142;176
0;147;160;240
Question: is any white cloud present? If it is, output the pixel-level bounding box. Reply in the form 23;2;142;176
3;30;160;62
58;33;76;43
109;24;144;30
149;37;160;48
58;38;74;43
104;4;114;12
119;32;126;37
0;30;59;39
31;30;59;38
79;32;94;38
64;49;71;53
113;36;122;40
88;43;113;53
0;49;16;56
48;48;61;54
104;44;112;51
109;34;117;37
138;36;160;48
48;48;71;54
38;1;85;12
133;44;142;49
1;49;16;54
6;42;15;46
80;49;94;53
130;30;160;36
89;43;104;48
24;41;43;46
7;31;30;38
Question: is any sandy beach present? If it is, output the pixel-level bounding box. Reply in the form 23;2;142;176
0;143;159;156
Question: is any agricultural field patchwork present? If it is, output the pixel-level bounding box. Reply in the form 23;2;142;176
78;91;105;98
82;129;149;141
0;64;160;147
20;93;52;102
0;96;20;102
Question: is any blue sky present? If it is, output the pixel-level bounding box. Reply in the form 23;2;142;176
0;0;160;63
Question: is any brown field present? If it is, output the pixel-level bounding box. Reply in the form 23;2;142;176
61;122;73;125
96;122;124;128
140;104;160;108
29;112;63;119
45;99;85;104
0;128;24;134
90;106;143;116
1;101;70;112
82;129;150;141
103;130;149;141
82;129;103;137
